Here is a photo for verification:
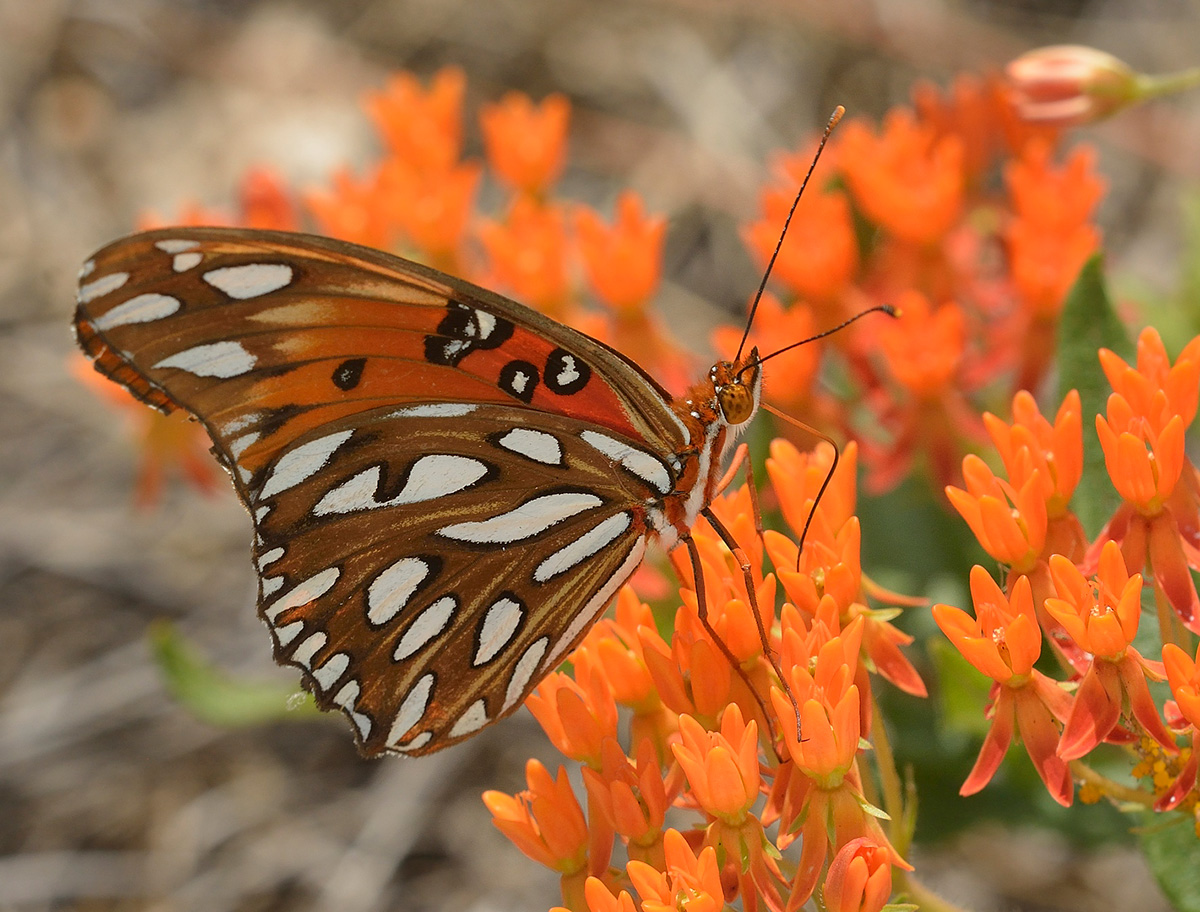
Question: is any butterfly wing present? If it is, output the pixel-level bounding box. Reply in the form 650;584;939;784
75;226;686;754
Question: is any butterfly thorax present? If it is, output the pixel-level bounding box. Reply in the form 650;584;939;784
655;351;762;551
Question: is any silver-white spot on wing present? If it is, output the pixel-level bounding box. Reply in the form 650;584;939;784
79;259;95;280
259;430;354;499
153;341;257;378
387;673;435;746
291;631;327;668
545;537;646;671
392;596;457;661
495;428;563;466
263;567;340;621
392;731;432;753
257;547;284;569
173;252;203;272
474;596;523;666
333;680;372;738
312;652;350;691
314;454;489;516
502;636;550;712
78;271;130;304
534;512;632;583
202;263;294;299
388;403;477;419
262;576;284;597
155;239;200;253
91;293;181;330
274;620;304;648
439;492;602;544
229;432;261;459
580;430;671;494
448;699;489;738
367;558;431;626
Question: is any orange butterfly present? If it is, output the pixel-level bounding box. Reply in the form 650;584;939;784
75;227;763;756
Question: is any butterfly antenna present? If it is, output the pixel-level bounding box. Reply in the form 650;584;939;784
739;303;897;382
735;105;845;364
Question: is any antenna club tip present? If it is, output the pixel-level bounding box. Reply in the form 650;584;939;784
882;304;901;318
829;106;845;128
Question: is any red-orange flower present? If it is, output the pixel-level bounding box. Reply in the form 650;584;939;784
947;455;1047;573
526;663;618;768
626;828;725;912
933;570;1074;804
479;197;571;315
1091;328;1200;633
365;67;465;173
837;109;964;245
742;181;858;302
481;91;570;196
377;158;482;266
1045;543;1175;759
483;759;589;875
556;877;638;912
575;192;666;313
1160;642;1200;811
583;738;673;861
822;837;894;912
306;166;394;250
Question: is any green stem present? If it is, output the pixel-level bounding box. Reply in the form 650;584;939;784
1134;67;1200;101
870;696;909;851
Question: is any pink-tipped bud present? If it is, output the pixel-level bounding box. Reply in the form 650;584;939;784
1006;45;1138;126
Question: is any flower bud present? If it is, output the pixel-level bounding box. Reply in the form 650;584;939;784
1006;45;1138;126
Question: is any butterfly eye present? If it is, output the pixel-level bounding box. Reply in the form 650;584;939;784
718;382;755;425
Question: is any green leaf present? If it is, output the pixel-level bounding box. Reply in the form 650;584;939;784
1138;810;1200;911
1056;254;1133;539
149;620;320;727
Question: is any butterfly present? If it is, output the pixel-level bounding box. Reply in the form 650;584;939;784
74;227;764;756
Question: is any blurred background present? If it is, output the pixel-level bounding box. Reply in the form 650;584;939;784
3;1;1200;910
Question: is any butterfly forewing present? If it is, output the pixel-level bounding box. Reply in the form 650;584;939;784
74;227;689;754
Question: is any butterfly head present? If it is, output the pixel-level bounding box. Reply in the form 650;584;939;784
712;348;762;428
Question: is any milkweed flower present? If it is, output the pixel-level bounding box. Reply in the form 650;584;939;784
575;192;666;313
626;828;726;912
946;456;1047;573
478;197;571;315
933;570;1074;805
1045;543;1176;760
837;109;965;245
822;838;894;912
1160;643;1200;812
1091;328;1200;633
481;91;570;196
365;66;465;172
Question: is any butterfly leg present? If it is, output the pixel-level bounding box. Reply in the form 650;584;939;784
700;507;799;748
683;531;788;754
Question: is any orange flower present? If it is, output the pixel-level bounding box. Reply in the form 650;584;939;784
479;197;571;315
1091;329;1200;633
1045;543;1175;759
526;663;618;768
1006;45;1140;127
575;192;666;313
766;439;857;544
877;292;963;398
305;166;394;250
557;877;638;912
837;109;964;245
481;91;570;196
238;167;299;230
364;67;465;172
672;708;760;824
947;455;1047;573
626;828;725;912
983;390;1084;522
582;739;672;859
377;158;482;266
1006;142;1104;229
483;759;589;875
742;182;858;301
822;837;894;912
1159;642;1200;811
933;570;1074;804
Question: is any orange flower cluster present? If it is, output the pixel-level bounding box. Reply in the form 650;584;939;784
937;328;1200;820
486;440;923;912
729;69;1105;495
